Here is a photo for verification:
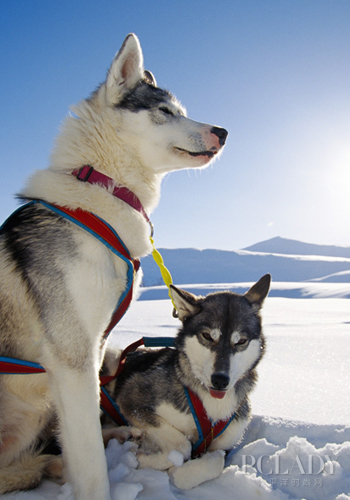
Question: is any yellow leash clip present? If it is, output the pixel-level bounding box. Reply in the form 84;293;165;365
149;235;178;316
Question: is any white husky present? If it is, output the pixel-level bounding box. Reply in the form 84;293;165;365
0;34;227;499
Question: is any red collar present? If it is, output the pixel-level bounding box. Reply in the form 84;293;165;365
72;165;153;234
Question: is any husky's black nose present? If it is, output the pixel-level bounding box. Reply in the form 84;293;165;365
211;373;230;391
211;127;228;146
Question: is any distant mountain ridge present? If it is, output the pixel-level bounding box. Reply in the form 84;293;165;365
243;236;350;259
140;237;350;287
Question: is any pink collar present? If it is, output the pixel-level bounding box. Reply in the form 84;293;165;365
72;165;153;234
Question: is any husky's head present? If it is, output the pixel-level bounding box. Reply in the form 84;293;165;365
86;34;228;174
171;275;271;399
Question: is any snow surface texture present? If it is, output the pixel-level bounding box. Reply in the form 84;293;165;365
1;297;349;500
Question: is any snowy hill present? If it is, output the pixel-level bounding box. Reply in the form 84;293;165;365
138;281;350;300
310;270;350;283
243;236;350;259
140;244;350;288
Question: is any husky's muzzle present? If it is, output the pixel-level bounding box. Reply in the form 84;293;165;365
211;126;228;148
210;372;230;399
186;125;227;160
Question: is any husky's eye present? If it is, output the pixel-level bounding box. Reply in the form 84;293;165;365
235;338;248;346
201;331;213;342
159;106;174;116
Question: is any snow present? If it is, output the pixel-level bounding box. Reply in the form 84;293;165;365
1;294;350;500
140;246;350;286
310;270;350;283
243;236;350;259
139;281;350;299
167;451;184;468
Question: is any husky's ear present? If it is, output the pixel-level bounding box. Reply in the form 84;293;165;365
170;285;201;322
244;274;271;309
144;70;157;86
106;33;144;103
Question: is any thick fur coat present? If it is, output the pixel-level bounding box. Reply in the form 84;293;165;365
0;34;227;499
103;276;271;489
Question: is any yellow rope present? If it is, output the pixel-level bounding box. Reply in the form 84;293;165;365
150;236;177;312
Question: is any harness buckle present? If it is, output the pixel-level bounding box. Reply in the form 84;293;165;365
76;165;94;182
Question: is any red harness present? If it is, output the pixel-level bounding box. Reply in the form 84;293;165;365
100;337;236;458
0;169;236;456
0;197;141;368
38;201;141;340
0;163;150;383
184;387;236;457
0;199;144;429
99;337;175;426
0;333;236;457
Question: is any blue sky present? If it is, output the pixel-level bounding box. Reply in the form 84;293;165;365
1;0;350;250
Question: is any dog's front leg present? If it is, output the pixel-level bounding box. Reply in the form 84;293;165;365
168;450;225;490
137;421;192;471
48;365;111;500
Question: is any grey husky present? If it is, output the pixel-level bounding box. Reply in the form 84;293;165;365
102;275;271;490
0;33;227;499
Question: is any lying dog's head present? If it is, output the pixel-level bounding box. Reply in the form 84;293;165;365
170;275;271;399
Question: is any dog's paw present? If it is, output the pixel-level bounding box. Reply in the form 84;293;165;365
168;449;225;490
127;427;143;443
102;426;143;446
44;456;65;485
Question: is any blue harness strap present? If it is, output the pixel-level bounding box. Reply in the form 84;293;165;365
0;335;175;425
0;357;45;375
100;386;129;426
0;200;139;376
100;336;236;456
0;322;235;457
99;337;175;424
0;199;139;342
37;200;140;339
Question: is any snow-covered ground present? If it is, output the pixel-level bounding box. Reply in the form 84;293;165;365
2;294;350;500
